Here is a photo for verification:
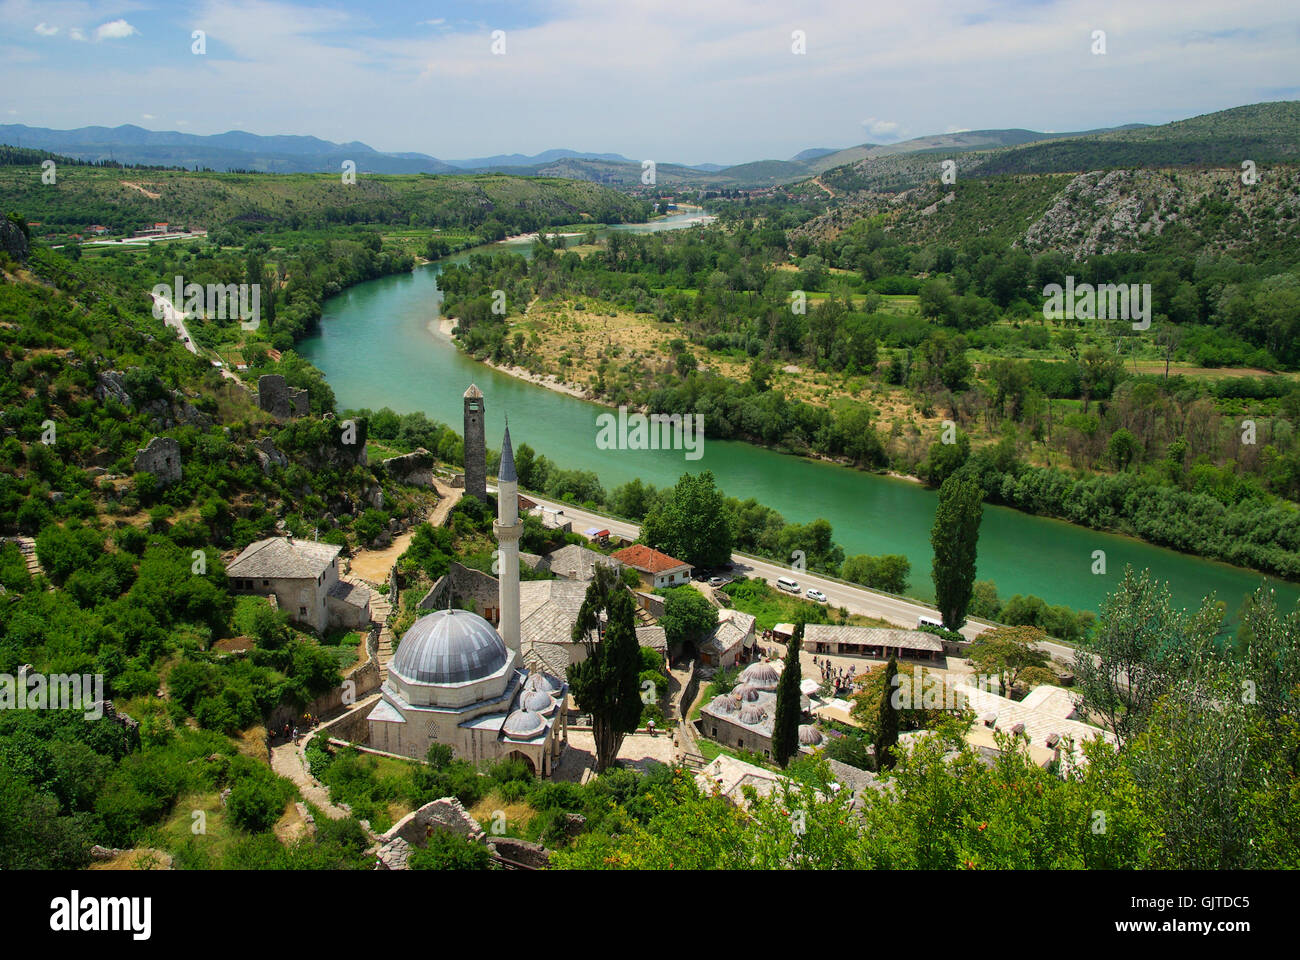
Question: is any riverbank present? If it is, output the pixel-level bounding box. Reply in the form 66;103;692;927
433;316;593;400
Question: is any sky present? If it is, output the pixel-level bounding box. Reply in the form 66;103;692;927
1;0;1298;165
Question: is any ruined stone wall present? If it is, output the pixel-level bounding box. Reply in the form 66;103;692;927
133;436;181;486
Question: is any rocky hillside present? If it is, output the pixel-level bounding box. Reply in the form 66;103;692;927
794;163;1300;260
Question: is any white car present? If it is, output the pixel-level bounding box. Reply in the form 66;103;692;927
806;588;827;603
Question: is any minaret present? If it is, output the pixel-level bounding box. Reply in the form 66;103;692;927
463;384;488;503
494;420;522;665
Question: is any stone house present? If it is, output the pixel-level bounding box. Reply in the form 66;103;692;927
611;544;692;590
226;536;369;633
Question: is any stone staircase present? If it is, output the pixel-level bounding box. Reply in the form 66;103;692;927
2;536;47;585
341;574;396;682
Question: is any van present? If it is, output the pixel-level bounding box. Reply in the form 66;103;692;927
917;615;943;630
776;576;800;593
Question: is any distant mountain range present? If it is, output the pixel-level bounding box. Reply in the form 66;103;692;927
4;103;1296;190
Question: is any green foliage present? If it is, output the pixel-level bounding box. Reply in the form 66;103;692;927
771;622;803;767
658;586;718;648
568;565;644;773
640;471;733;569
930;470;985;629
409;830;493;870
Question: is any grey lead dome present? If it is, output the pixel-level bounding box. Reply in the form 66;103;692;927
391;609;509;685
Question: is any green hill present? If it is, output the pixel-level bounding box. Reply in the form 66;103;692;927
0;167;650;237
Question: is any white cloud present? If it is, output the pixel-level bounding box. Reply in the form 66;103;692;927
33;22;58;36
94;19;137;41
862;118;901;139
945;126;972;134
142;113;155;119
68;27;85;41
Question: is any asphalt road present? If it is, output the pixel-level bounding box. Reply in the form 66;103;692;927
512;489;1084;666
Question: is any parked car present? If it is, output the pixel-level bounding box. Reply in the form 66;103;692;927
806;588;827;603
709;576;725;587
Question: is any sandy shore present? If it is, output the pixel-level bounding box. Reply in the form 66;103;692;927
430;317;592;400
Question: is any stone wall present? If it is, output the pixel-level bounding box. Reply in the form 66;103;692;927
257;374;309;420
382;448;435;486
419;561;499;618
133;436;181;486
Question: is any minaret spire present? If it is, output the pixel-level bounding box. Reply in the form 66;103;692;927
494;416;522;665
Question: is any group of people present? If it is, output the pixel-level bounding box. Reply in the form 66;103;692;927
269;713;318;747
812;656;857;695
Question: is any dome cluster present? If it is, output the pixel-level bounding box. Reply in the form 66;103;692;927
740;661;781;691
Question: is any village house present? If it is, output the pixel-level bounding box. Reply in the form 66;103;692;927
226;536;370;633
699;607;757;668
546;543;622;582
611;544;692;590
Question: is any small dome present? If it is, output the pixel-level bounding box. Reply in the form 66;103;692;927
734;683;761;702
524;672;561;696
741;661;780;690
391;609;509;685
521;690;556;714
712;694;740;714
738;703;767;725
503;708;546;740
798;724;823;745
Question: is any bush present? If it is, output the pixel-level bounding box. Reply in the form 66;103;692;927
408;830;492;870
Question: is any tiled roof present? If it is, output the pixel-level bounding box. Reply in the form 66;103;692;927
635;626;667;654
702;608;756;655
519;579;591;646
802;624;943;653
611;544;690;574
546;543;621;580
227;537;341;580
327;579;371;608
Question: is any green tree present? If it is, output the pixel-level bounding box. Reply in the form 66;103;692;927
874;656;900;770
641;471;733;568
568;565;643;773
966;625;1050;696
659;586;718;649
771;621;803;767
930;470;984;630
1073;567;1219;745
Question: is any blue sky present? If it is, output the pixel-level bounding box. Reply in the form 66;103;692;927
2;0;1297;164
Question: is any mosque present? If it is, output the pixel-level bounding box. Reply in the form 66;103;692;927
365;412;569;776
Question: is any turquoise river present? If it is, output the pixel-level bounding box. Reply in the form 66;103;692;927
299;211;1299;619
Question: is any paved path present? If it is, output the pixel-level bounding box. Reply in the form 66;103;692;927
270;740;350;820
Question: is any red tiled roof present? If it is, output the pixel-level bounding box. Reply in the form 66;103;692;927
612;544;690;574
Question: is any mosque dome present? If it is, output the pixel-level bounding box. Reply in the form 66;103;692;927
798;724;823;746
738;703;767;725
523;672;562;697
503;708;546;740
734;683;761;702
741;661;781;690
391;609;509;685
713;694;740;714
521;689;556;714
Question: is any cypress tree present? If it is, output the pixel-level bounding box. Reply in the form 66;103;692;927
875;655;900;771
771;619;804;767
568;564;643;773
930;468;985;630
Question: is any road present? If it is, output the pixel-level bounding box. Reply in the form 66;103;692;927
150;292;243;384
508;490;1083;666
150;293;197;354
